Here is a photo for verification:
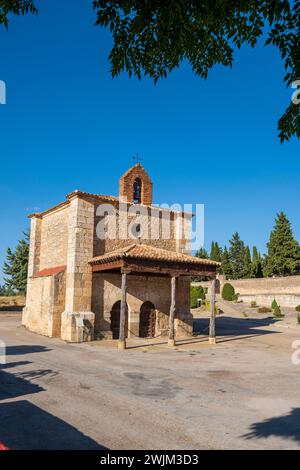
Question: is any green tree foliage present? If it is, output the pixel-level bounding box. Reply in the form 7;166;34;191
93;0;300;142
264;212;300;277
229;232;245;279
193;247;210;282
3;2;300;141
3;231;29;295
222;283;235;301
195;247;209;259
0;0;37;28
273;304;283;318
220;246;232;278
210;241;222;262
243;245;252;278
190;285;206;308
250;246;264;278
0;285;6;295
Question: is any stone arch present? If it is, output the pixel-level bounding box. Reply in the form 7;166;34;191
110;301;129;339
139;301;156;338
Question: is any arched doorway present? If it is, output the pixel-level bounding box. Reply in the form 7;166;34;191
110;301;129;339
139;302;156;338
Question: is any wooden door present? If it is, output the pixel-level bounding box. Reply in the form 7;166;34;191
139;302;156;338
111;301;128;339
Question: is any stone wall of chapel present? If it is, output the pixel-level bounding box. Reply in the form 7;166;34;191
39;207;69;271
93;202;193;256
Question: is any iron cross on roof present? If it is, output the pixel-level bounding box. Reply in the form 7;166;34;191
133;153;142;165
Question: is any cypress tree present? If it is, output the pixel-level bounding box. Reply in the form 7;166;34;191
221;246;233;278
210;241;215;260
251;246;264;278
243;246;252;278
215;242;222;262
264;212;300;277
195;247;209;259
229;232;245;279
3;231;29;295
210;241;222;262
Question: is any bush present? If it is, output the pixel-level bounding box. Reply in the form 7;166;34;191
250;301;258;308
190;286;206;308
295;305;300;313
222;283;235;301
272;299;278;310
258;307;272;313
273;304;284;318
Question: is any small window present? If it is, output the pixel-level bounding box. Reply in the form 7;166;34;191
133;178;142;204
131;223;141;239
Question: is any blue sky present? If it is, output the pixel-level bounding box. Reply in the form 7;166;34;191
0;1;299;282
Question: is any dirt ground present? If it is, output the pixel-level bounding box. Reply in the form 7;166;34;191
0;306;300;450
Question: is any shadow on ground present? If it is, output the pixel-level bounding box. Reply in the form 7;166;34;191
125;316;279;349
0;400;106;450
0;306;23;312
5;345;51;355
193;316;279;339
0;368;46;400
243;408;300;444
0;364;106;450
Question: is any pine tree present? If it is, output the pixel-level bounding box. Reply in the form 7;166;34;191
264;212;300;277
3;231;29;295
229;232;245;279
243;246;252;278
221;246;233;279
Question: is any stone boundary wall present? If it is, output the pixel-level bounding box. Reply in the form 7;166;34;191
193;275;300;308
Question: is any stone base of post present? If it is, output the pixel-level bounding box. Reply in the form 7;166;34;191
168;339;176;348
118;340;126;350
209;337;216;345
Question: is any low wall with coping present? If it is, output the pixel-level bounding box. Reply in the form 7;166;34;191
193;275;300;308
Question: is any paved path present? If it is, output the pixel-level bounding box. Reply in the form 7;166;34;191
1;313;300;449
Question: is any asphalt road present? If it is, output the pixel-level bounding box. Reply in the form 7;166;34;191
1;313;300;450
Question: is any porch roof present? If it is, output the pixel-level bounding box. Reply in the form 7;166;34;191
89;244;220;277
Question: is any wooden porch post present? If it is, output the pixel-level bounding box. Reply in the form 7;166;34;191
118;269;128;350
168;276;177;347
209;278;216;345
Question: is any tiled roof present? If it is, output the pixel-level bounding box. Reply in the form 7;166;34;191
34;265;66;277
89;244;220;267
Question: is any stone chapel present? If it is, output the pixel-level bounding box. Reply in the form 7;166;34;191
22;164;219;344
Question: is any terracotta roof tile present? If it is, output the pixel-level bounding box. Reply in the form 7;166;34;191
34;265;66;277
89;244;220;268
